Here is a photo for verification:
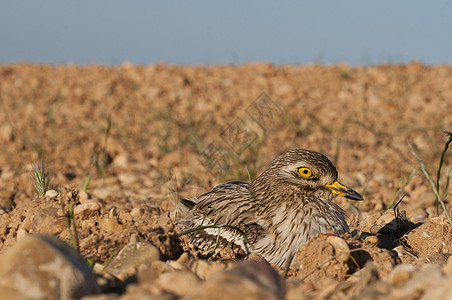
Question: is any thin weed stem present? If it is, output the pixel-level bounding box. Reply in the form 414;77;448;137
435;132;452;214
407;139;452;225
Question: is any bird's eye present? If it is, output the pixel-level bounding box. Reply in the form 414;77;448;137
296;167;313;178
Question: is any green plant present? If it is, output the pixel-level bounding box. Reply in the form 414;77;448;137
102;246;121;273
60;194;80;251
340;71;350;79
33;161;47;196
86;257;96;270
83;112;113;190
435;131;452;214
407;132;452;225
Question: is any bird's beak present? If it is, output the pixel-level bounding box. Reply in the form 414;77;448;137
325;181;364;201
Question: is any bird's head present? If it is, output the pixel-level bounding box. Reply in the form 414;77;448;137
257;149;363;201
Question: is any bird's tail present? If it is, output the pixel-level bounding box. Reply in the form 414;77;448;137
172;197;196;228
179;198;197;209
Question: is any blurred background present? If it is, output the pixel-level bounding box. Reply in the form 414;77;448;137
1;1;451;66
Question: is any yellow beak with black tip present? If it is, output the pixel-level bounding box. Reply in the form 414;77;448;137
325;181;364;201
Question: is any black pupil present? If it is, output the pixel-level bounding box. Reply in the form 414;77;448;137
303;169;309;174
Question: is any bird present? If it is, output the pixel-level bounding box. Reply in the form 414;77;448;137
178;149;363;269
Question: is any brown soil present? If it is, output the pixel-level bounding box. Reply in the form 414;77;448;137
0;62;451;298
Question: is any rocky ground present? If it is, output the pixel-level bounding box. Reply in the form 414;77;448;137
0;62;451;299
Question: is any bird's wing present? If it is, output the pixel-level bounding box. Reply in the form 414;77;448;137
180;181;264;245
185;181;256;224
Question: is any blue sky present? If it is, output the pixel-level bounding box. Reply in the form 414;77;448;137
1;1;451;65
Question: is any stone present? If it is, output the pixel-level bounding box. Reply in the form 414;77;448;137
400;264;444;298
105;242;161;277
80;294;120;300
112;153;129;169
31;207;66;235
369;210;398;234
0;189;15;199
364;235;380;246
358;261;380;290
387;263;416;286
91;188;113;200
79;234;100;249
147;260;174;276
444;256;452;275
118;211;133;223
78;190;90;203
0;195;14;212
100;218;122;232
393;246;416;264
176;252;189;265
421;253;452;266
16;228;28;241
0;234;100;300
326;236;350;263
74;201;101;218
130;207;145;220
44;189;58;198
155;271;200;297
165;260;189;271
186;260;285;300
190;259;226;280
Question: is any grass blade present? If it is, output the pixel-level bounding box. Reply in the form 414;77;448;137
407;140;452;225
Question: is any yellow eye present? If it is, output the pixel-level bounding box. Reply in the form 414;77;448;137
297;167;313;178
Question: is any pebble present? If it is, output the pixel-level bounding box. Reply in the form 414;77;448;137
31;207;66;235
185;260;285;300
79;234;100;248
0;197;14;211
0;234;100;299
364;235;380;246
370;210;398;234
118;210;133;222
166;260;189;271
444;256;452;276
148;260;175;275
112;153;129;169
421;253;452;266
16;228;28;241
155;271;201;297
129;233;138;244
45;189;58;198
0;189;14;199
326;236;350;263
130;207;145;220
92;187;113;200
78;190;90;203
357;261;380;290
400;264;444;298
73;201;101;218
387;263;416;286
105;242;161;277
176;252;190;264
117;173;136;185
191;259;227;280
100;218;122;232
109;207;118;218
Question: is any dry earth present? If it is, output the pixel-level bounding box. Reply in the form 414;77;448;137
0;62;451;299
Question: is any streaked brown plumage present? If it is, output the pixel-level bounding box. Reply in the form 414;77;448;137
179;149;363;268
